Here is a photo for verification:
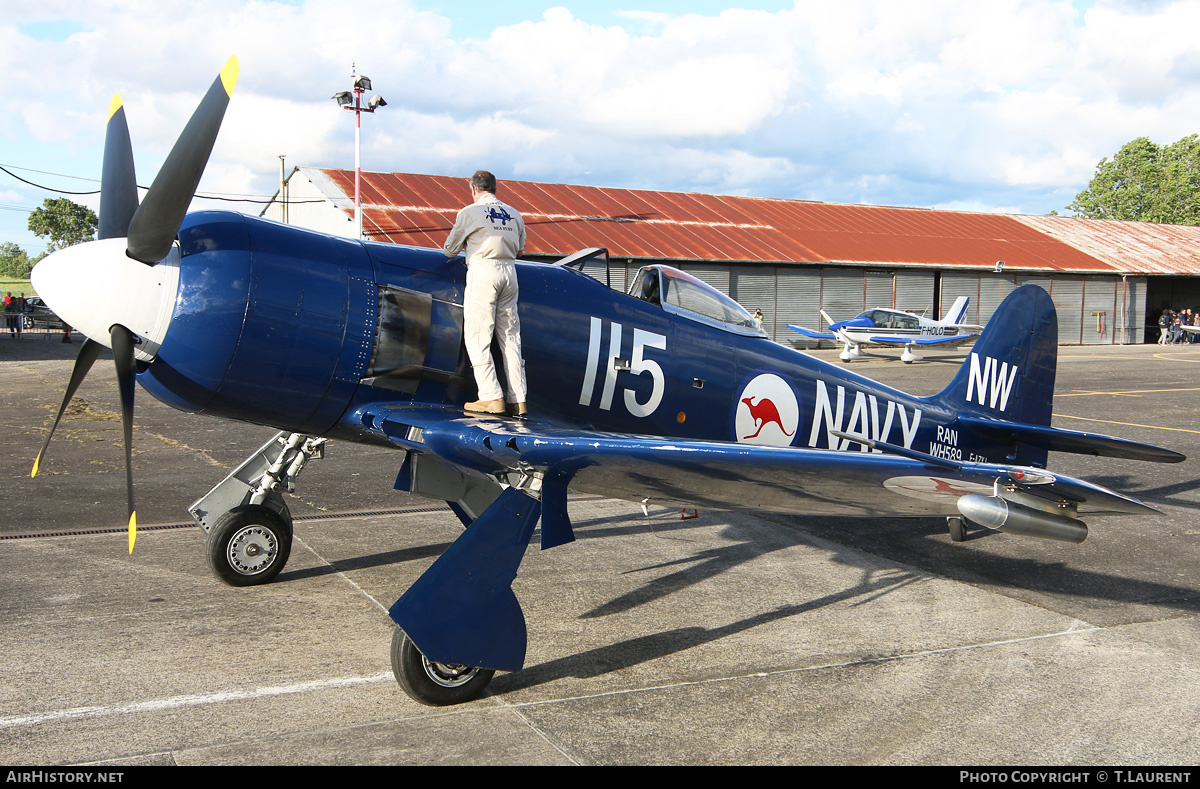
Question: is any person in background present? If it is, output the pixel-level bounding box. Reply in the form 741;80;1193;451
5;292;18;338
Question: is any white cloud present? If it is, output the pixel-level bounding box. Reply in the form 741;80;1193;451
2;0;1199;251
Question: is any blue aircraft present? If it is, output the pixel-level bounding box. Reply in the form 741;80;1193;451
29;59;1185;706
788;297;982;363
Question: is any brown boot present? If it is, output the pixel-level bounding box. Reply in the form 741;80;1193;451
507;402;528;416
464;398;505;414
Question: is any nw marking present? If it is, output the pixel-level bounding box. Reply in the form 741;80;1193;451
965;353;1019;412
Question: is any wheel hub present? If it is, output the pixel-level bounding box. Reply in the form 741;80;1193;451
421;657;481;688
226;525;278;575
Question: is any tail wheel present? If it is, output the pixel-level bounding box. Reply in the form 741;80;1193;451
947;516;968;542
206;505;292;586
390;628;494;706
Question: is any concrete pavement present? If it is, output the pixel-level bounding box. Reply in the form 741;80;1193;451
2;337;1199;765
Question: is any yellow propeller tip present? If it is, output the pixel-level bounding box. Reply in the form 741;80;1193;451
220;55;239;97
31;456;40;478
107;94;123;122
128;512;137;554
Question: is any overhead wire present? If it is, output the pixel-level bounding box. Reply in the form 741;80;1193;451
0;163;326;205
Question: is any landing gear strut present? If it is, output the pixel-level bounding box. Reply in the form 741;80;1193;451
189;431;325;586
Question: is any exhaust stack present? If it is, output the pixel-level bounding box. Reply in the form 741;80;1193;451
956;493;1088;544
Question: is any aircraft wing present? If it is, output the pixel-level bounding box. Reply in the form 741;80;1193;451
786;324;837;340
363;402;1158;674
866;333;979;347
353;403;1154;524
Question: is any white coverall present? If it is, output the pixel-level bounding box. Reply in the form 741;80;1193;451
443;191;528;404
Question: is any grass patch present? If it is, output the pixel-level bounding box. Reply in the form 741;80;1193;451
0;277;35;297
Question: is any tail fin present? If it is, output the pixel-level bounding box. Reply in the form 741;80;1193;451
941;295;969;325
935;285;1057;466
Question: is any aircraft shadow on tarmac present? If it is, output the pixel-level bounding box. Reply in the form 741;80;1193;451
491;511;1200;695
271;503;1200;698
494;564;921;694
281;504;1200;623
1085;473;1200;513
789;514;1200;618
278;540;452;581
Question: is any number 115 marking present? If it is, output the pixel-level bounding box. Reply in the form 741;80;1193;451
578;317;667;418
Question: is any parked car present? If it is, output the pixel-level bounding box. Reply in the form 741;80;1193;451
22;297;67;330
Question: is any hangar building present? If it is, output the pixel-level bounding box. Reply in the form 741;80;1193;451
261;167;1200;347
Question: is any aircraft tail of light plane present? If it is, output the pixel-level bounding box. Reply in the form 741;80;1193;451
28;59;1185;706
789;295;984;363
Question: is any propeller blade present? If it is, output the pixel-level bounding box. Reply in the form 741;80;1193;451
820;309;835;327
110;325;138;552
97;95;139;241
125;55;238;264
31;339;104;478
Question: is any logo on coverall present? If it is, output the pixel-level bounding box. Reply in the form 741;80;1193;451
485;207;514;225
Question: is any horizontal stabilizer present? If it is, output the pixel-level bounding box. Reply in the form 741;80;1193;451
959;416;1185;463
787;324;836;340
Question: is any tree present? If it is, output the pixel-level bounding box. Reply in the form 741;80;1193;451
0;242;35;278
27;197;97;251
1068;134;1200;225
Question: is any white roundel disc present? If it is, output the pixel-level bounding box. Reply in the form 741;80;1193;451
735;374;799;446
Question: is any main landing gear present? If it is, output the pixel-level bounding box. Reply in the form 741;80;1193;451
206;505;292;586
189;431;325;586
391;628;495;706
388;484;546;706
900;343;923;364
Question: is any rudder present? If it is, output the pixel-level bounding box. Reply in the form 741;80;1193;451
935;285;1058;462
942;295;970;325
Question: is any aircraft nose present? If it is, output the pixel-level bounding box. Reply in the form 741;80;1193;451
31;238;180;360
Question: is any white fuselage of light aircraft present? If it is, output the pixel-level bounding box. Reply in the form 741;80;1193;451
788;296;982;363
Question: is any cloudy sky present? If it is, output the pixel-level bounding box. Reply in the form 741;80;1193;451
2;0;1199;256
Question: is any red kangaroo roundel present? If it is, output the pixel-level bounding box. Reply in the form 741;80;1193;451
735;373;799;446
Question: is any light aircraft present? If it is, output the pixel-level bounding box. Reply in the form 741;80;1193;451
788;297;983;363
29;59;1185;706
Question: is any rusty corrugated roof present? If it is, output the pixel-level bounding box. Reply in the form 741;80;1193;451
1014;215;1200;276
309;168;1200;275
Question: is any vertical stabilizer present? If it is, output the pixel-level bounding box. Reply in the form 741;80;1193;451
941;295;970;325
935;285;1057;466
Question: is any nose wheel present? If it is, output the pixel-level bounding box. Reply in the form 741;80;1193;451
390;628;495;706
206;505;292;586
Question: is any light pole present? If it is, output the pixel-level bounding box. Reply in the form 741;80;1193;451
333;63;387;240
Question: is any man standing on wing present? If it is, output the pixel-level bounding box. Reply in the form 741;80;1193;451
444;170;528;416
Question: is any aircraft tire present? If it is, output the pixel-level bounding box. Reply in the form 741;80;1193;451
391;627;495;706
947;516;968;542
206;505;292;586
